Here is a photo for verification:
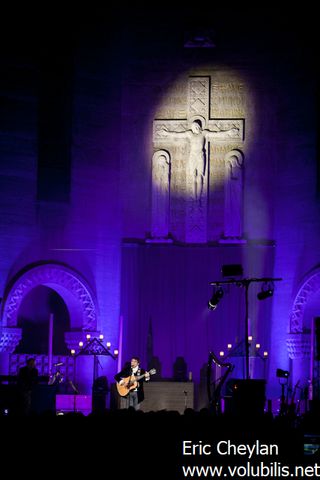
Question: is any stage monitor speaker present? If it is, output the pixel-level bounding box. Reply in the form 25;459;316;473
92;376;108;412
0;385;19;415
231;379;266;416
92;393;107;412
31;385;56;414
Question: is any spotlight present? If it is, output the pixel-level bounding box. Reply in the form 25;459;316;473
257;283;274;300
276;368;290;378
208;288;224;310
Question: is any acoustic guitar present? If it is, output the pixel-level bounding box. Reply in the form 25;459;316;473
116;368;156;397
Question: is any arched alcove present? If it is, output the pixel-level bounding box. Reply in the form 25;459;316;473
289;268;320;334
15;285;70;355
286;268;320;391
1;263;98;331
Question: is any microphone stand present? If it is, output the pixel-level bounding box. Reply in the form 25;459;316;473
183;390;188;409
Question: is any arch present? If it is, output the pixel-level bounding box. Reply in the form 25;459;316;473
1;263;98;331
289;268;320;333
189;114;207;129
224;148;244;166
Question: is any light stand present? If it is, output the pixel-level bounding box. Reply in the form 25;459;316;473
276;368;290;415
209;277;282;380
74;337;118;412
279;377;288;415
75;337;117;382
73;354;77;413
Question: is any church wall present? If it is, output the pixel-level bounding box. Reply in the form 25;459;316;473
0;16;123;388
0;6;318;402
117;8;318;400
269;80;318;396
0;52;38;295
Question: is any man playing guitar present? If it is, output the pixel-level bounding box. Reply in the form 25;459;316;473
114;357;151;410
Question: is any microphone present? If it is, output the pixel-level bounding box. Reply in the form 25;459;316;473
53;362;64;367
69;380;79;394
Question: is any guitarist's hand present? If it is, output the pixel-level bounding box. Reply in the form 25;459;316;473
119;379;125;386
145;372;150;381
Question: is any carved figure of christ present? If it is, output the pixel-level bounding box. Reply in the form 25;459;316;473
160;120;239;202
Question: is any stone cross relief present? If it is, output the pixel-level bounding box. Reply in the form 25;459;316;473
152;76;244;243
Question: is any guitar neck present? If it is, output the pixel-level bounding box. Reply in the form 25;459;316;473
135;372;148;381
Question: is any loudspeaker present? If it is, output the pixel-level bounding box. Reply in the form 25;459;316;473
221;264;243;277
92;376;108;412
309;399;320;415
173;356;187;382
231;379;266;416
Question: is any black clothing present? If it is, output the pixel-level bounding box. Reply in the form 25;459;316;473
17;365;39;391
17;364;39;415
114;366;147;403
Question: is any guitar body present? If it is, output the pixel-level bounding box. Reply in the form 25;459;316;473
116;376;138;397
116;368;156;397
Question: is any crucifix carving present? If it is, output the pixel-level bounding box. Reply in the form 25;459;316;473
153;76;244;243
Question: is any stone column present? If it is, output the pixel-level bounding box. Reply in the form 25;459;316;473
0;327;22;374
286;333;310;395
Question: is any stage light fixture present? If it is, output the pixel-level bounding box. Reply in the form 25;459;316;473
276;368;290;378
257;282;274;300
208;287;224;310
